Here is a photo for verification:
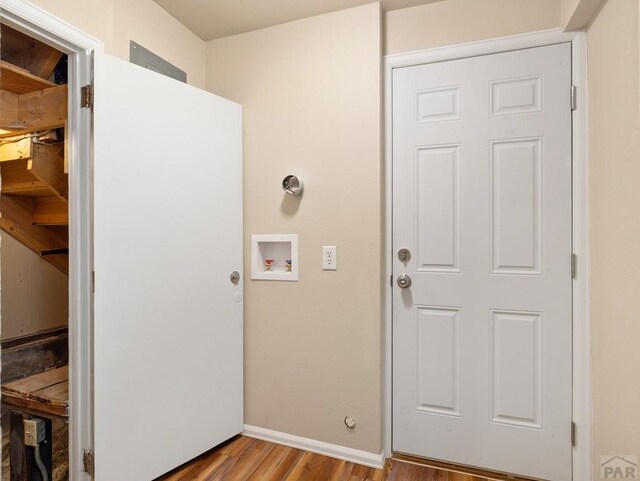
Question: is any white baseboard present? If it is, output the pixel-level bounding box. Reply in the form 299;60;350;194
243;424;385;469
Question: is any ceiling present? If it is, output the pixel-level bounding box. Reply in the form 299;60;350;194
154;0;444;41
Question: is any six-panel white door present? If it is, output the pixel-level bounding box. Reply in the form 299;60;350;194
93;53;243;481
392;43;573;481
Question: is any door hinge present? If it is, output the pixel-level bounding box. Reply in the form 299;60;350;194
83;449;95;476
571;253;577;279
91;270;96;293
571;422;576;446
81;84;94;109
390;274;393;287
570;85;577;111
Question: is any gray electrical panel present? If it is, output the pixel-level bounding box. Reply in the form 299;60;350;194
129;41;187;83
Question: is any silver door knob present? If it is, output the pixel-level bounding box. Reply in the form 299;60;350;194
230;271;240;285
397;274;412;289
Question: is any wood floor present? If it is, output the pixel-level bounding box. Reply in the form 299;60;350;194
156;436;507;481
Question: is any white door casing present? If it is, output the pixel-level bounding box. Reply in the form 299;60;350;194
392;43;572;481
93;53;243;481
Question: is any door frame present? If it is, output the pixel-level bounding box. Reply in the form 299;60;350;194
0;1;102;480
383;29;591;481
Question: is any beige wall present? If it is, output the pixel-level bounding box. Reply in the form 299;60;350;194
562;0;582;25
587;0;640;475
1;233;68;340
14;0;640;470
206;3;383;454
384;0;560;55
562;0;607;30
26;0;206;87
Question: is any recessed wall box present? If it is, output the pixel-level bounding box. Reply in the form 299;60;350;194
251;234;299;281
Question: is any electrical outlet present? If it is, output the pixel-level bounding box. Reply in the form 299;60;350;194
24;418;45;447
322;246;337;270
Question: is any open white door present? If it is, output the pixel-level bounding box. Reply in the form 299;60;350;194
93;53;243;481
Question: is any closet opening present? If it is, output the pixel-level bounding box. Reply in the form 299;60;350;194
1;21;71;481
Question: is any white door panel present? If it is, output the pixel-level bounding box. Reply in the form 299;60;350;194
93;53;243;481
393;44;572;481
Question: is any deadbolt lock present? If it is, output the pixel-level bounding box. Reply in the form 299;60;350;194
398;248;411;263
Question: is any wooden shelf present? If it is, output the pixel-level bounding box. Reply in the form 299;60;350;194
2;366;68;418
0;61;56;94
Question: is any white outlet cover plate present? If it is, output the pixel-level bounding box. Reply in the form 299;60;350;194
322;246;337;270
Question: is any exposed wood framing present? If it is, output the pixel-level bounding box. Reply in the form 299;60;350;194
1;159;50;196
0;24;63;80
0;138;33;162
28;144;67;201
0;84;67;133
32;196;68;226
0;30;69;274
0;145;69;271
0;91;19;126
14;84;66;132
0;20;72;481
0;194;68;273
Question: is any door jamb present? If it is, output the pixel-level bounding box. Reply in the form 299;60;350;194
383;29;591;481
0;1;102;480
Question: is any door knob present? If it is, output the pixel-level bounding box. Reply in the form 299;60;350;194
230;271;240;285
397;274;412;289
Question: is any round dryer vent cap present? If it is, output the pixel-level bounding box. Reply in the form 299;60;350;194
282;175;304;196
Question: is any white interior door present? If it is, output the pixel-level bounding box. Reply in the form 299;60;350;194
93;53;243;481
392;43;572;481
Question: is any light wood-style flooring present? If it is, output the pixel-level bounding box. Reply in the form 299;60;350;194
156;436;518;481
